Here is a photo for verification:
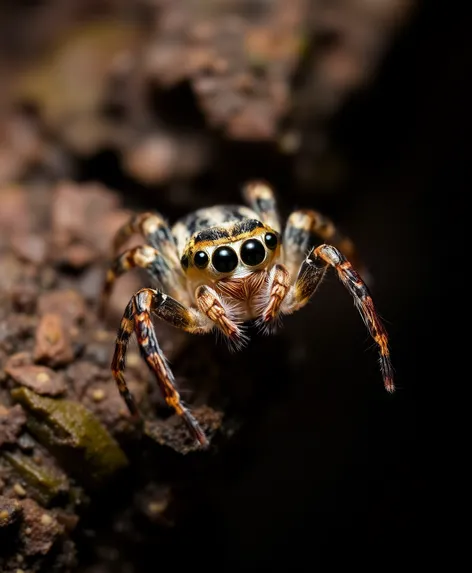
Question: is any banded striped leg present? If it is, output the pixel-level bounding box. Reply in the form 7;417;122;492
112;288;213;447
242;181;281;233
283;209;363;279
258;264;291;334
283;244;394;393
99;245;183;318
111;299;139;418
113;212;181;268
100;212;187;317
195;285;246;350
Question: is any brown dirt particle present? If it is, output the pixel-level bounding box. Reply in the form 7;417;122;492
0;404;27;447
5;364;66;396
19;498;63;556
33;313;74;367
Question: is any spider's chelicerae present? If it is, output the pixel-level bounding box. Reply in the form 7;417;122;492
100;181;394;448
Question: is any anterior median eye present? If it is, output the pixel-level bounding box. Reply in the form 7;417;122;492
264;232;278;250
212;246;238;273
241;239;266;266
194;250;209;269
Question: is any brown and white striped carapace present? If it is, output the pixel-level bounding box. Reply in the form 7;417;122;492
100;181;394;448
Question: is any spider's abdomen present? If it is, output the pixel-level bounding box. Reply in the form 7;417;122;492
172;205;258;254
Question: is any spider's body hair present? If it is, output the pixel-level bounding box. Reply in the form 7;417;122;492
215;268;271;322
173;205;260;252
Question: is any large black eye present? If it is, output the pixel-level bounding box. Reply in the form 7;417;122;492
194;251;209;269
241;239;266;266
212;246;238;273
264;232;278;250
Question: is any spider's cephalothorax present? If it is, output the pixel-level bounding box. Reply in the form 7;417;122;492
100;181;394;448
175;208;282;327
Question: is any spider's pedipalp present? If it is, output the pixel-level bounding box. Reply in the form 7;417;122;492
111;287;213;448
242;181;281;233
195;285;247;350
287;244;394;393
257;263;291;333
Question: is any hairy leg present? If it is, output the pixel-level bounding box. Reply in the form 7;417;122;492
99;245;187;318
111;288;213;447
242;181;281;233
283;209;363;279
195;285;246;350
257;264;291;333
111;298;140;417
281;244;394;392
113;211;181;267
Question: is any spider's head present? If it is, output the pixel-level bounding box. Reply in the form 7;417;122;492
180;219;281;282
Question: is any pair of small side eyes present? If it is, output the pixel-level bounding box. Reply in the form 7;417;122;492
194;233;278;273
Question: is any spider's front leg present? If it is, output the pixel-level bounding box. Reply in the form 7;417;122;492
282;244;394;392
112;288;213;447
283;209;365;279
99;212;186;318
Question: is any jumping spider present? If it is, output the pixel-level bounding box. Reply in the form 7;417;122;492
100;181;394;448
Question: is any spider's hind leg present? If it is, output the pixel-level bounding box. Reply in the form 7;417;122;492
242;181;281;233
100;212;187;317
113;211;181;267
283;209;365;280
99;245;184;318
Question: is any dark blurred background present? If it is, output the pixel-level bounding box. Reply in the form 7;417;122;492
1;0;463;571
